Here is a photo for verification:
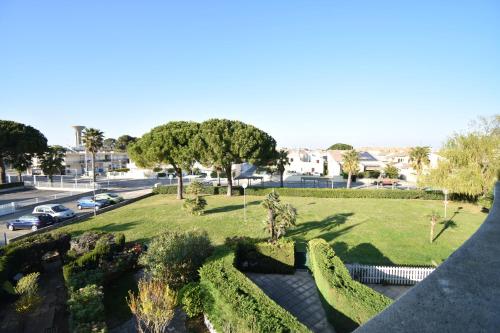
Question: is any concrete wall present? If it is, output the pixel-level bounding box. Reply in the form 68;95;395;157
355;182;500;332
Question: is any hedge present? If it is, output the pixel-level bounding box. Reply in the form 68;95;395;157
153;185;243;196
0;233;70;300
235;238;295;274
0;182;24;190
199;247;310;333
308;239;392;333
245;187;445;200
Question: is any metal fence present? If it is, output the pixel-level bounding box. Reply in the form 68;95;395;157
346;264;435;285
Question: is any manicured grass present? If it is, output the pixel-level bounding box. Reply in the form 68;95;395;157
59;194;486;265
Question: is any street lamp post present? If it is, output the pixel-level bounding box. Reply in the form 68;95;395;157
242;183;248;223
444;189;449;219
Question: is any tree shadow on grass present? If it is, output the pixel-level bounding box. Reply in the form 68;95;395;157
204;200;261;214
333;242;394;265
288;213;355;237
433;220;458;243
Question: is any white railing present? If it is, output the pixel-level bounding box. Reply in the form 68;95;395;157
26;180;101;191
0;202;16;217
346;264;435;285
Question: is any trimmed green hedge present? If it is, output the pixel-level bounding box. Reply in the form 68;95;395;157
235;239;295;274
245;187;444;200
153;184;242;196
0;233;70;300
199;247;310;333
308;239;392;333
0;182;24;190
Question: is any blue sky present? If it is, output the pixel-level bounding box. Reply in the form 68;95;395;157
1;1;498;149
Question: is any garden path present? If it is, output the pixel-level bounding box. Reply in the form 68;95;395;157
246;270;336;333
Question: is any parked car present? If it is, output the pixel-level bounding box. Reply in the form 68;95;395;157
76;197;110;211
32;204;76;221
95;192;124;204
6;214;55;231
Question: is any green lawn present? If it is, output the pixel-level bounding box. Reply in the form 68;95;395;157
59;194;486;266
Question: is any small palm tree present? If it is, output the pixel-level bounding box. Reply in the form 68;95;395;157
38;146;65;183
409;146;431;185
275;149;290;188
427;210;441;243
342;150;359;189
82;128;104;182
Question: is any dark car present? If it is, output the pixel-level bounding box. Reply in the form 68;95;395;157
6;213;55;231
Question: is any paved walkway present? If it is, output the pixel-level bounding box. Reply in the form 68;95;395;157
246;271;335;333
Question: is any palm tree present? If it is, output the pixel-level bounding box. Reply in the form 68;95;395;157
38;146;65;183
275;149;289;187
409;146;431;183
342;150;359;189
82;128;104;182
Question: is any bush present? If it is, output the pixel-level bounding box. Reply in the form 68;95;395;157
179;282;204;318
244;187;445;200
14;272;41;314
153;167;163;172
112;168;130;173
183;197;207;215
308;239;392;332
68;284;106;331
0;233;70;300
235;238;295;274
139;231;213;289
153;185;243;196
0;182;24;190
199;247;310;333
366;170;381;179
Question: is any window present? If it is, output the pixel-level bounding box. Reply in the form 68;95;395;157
316;160;319;163
290;158;294;162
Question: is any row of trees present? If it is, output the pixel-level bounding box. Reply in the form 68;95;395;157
0;119;136;184
128;119;277;199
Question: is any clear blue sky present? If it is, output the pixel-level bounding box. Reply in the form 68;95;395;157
1;1;498;149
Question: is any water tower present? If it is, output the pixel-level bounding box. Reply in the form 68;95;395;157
72;126;86;147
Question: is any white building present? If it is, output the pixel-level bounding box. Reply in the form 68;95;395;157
285;149;327;175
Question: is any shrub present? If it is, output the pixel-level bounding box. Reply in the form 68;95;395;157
244;187;445;200
262;192;298;242
0;233;70;300
153;167;163;172
68;284;106;331
183;197;207;215
139;231;213;289
14;272;41;314
199;247;310;333
153;185;242;196
235;238;295;274
128;278;177;333
308;239;392;332
179;282;204;318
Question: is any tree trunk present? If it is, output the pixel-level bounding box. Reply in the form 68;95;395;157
177;168;183;200
217;170;221;186
92;152;96;183
430;221;435;243
0;157;6;184
18;170;23;182
346;171;352;188
268;209;275;241
280;172;284;188
226;165;233;197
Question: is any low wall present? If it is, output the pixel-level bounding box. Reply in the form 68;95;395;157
355;182;500;332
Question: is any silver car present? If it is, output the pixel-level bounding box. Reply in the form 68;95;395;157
32;204;76;222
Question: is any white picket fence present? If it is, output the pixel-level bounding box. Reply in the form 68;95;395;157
346;264;435;285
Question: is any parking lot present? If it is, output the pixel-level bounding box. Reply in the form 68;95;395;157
0;187;151;245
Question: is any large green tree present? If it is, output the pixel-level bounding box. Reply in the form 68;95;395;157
38;146;66;183
197;119;276;196
328;143;353;150
342;150;359;189
409;146;431;184
423;115;499;198
116;135;137;152
0;120;47;184
103;138;117;151
129;122;199;199
82;128;104;182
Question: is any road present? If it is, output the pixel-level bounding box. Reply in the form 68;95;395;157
0;186;152;245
